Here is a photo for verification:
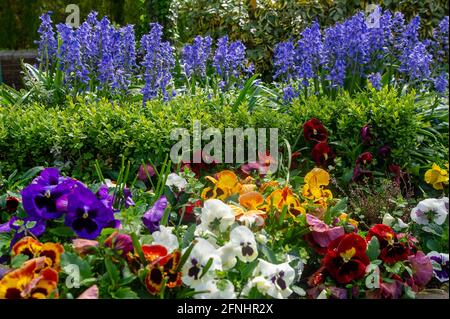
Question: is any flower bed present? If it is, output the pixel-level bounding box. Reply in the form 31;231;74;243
0;6;448;300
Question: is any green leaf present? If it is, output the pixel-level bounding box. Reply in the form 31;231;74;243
366;236;380;261
61;251;92;280
105;257;120;286
11;254;29;268
182;224;196;248
49;226;76;237
199;257;214;279
112;287;138;299
324;198;348;225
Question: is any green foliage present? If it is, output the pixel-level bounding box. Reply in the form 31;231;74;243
0;87;447;187
290;88;449;182
0;93;296;180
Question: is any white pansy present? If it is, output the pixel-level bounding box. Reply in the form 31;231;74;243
193;279;236;299
236;214;265;228
197;199;235;234
151;225;179;252
243;259;295;299
229;226;258;263
218;243;237;270
411;197;449;226
166;173;188;191
181;238;222;288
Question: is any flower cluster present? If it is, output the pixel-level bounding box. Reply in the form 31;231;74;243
213;36;254;90
273;7;449;98
182;35;213;79
141;23;175;103
303;118;335;167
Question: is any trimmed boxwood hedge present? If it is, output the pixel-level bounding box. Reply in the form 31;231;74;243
0;88;447;182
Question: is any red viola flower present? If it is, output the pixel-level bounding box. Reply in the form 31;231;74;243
142;245;182;294
5;196;20;213
311;142;335;166
361;125;373;145
303;118;328;143
355;152;373;166
323;233;370;284
181;150;218;177
366;224;410;264
179;199;202;223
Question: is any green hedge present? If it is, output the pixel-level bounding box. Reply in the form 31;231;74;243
0;89;447;183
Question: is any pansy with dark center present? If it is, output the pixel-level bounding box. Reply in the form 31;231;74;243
65;184;118;240
303;118;328;143
21;168;79;220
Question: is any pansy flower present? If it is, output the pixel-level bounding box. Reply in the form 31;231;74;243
410;197;448;226
104;231;133;257
242;259;295;299
201;170;242;200
65;184;119;240
323;233;369;284
229;226;258;263
305;214;344;255
424;163;449;190
11;236;64;271
303;118;328;143
151;225;179;253
181;238;222;288
229;191;266;227
166;173;188;193
301;168;331;200
311;142;335;167
265;186;305;217
240;152;277;177
427;251;449;283
0;257;59;299
366;224;410;264
142;245;182;294
196;199;235;235
408;251;433;288
355;152;373;166
142;195;168;233
21;168;79;220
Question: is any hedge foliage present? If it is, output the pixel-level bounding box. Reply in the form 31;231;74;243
0;88;447;182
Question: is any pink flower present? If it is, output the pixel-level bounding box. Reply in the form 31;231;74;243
77;285;99;299
306;214;344;254
408;251;433;288
72;239;99;256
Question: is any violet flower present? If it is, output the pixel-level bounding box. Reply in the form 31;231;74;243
427;251;449;283
408;251;433;287
65;184;118;239
21;168;79;220
142;195;168;233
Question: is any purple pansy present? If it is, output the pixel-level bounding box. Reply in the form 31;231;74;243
21;168;79;220
142;195;168;233
65;184;119;240
427;251;449;283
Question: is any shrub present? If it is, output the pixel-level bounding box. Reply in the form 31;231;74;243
0;88;447;188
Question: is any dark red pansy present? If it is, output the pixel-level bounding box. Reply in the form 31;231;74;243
366;224;410;264
303;118;328;143
311;142;335;166
355;152;373;166
323;233;369;284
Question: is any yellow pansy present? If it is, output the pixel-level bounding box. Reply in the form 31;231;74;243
201;170;243;200
424;163;449;190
